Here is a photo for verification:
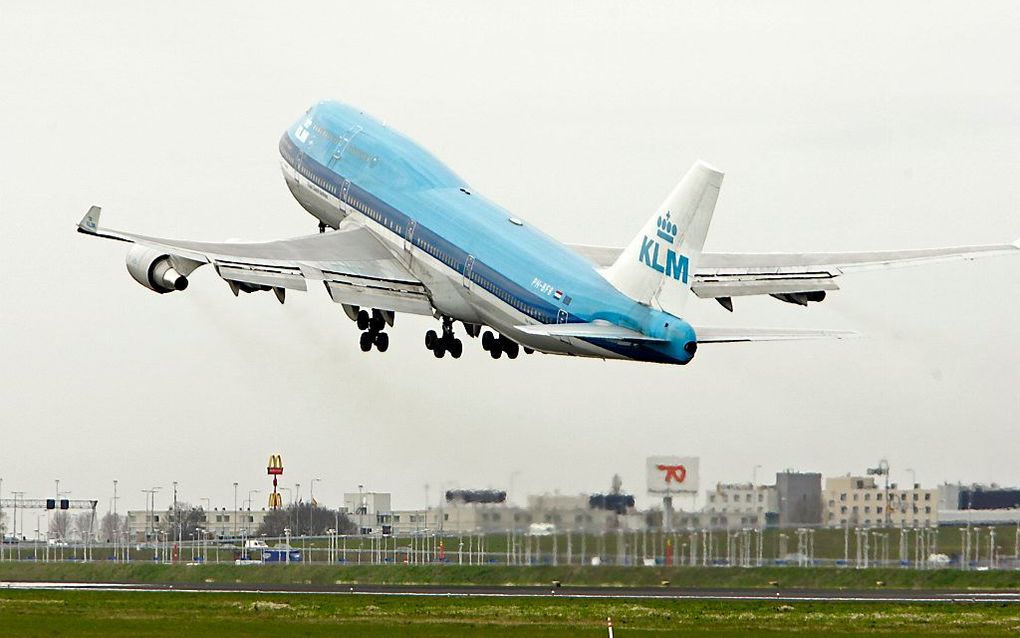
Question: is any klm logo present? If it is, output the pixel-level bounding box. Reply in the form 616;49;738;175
638;211;689;283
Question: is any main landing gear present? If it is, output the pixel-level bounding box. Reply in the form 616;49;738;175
357;308;390;352
425;317;463;359
481;331;533;360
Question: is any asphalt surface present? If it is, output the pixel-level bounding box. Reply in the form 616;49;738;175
2;580;1019;603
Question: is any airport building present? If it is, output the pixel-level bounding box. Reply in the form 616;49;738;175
702;482;779;528
823;475;936;528
936;483;1020;525
342;492;393;535
126;508;267;540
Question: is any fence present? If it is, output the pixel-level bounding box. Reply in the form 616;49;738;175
2;525;1018;570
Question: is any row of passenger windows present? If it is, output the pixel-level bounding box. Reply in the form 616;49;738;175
470;269;554;323
308;121;342;145
309;170;335;197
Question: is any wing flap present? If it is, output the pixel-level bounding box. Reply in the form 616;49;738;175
693;277;839;299
215;264;309;291
323;271;434;315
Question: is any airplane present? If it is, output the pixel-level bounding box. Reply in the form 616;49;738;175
77;100;1019;365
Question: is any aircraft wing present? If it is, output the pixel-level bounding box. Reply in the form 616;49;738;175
77;206;435;315
516;322;667;342
570;241;1019;306
516;322;855;345
693;326;858;343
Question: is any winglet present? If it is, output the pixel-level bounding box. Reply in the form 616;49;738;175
77;206;101;234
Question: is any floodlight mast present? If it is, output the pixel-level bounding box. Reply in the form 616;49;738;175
867;459;890;527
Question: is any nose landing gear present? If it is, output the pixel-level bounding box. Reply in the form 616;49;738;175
425;317;463;359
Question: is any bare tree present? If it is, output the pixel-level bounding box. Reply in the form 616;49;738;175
258;503;355;538
74;511;97;542
50;511;71;539
99;512;124;543
161;503;207;541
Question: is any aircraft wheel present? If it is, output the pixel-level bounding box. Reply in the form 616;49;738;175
370;315;385;332
504;341;520;358
356;310;370;331
359;332;373;352
482;331;495;351
523;347;534;355
375;332;389;352
449;338;463;359
425;330;438;350
489;347;502;359
433;342;446;358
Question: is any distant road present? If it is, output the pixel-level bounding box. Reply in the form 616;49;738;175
3;581;1019;603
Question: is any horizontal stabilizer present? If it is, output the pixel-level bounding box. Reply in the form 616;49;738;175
694;326;858;343
516;322;666;342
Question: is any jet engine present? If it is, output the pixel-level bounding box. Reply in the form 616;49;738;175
125;246;189;293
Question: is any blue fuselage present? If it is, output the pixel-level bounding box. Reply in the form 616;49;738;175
280;101;696;364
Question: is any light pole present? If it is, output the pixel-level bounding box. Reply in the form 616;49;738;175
12;491;25;545
310;478;322;536
233;482;239;538
358;484;365;532
172;481;179;547
867;459;890;527
35;514;42;560
246;490;260;536
509;471;521;506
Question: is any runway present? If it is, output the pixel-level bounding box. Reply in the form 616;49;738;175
3;581;1019;603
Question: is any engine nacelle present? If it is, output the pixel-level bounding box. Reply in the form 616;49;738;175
126;246;188;293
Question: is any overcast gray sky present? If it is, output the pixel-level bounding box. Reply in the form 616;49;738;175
1;1;1017;515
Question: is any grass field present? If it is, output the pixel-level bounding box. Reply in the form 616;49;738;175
0;588;1018;637
1;561;1019;590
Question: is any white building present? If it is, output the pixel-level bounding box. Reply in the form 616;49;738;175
823;476;936;528
936;483;1020;525
342;492;393;534
126;508;267;540
702;483;778;528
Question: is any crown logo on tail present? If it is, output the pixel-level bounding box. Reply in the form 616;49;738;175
656;211;678;243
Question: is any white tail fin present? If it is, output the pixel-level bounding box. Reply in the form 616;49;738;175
603;160;723;315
